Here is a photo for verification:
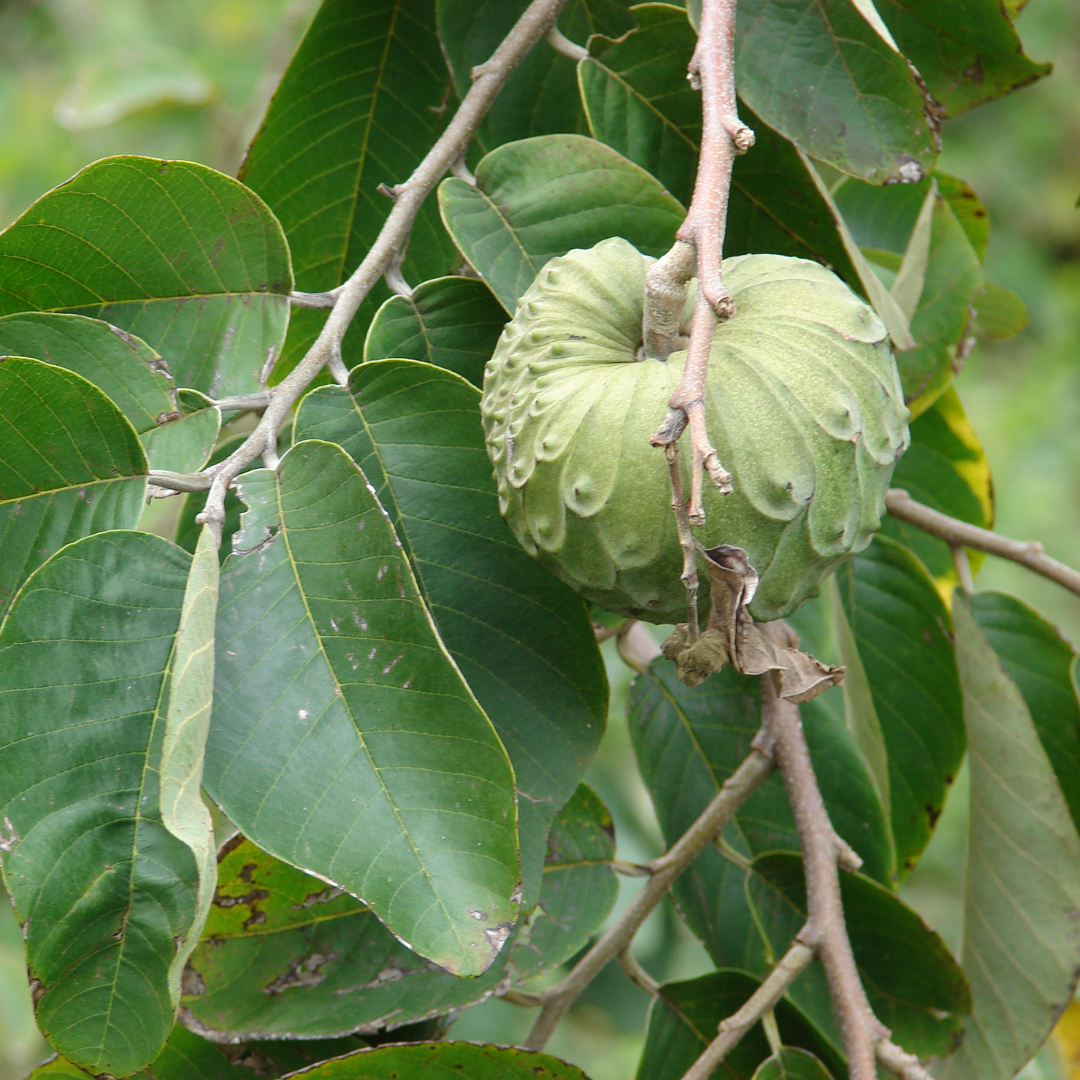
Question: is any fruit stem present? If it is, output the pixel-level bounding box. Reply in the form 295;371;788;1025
666;443;702;641
647;0;752;526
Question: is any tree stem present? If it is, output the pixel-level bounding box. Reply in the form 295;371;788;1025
195;0;572;528
886;488;1080;599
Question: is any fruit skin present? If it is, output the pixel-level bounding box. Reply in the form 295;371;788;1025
481;238;910;624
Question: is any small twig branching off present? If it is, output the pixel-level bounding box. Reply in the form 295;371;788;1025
886;488;1080;599
188;0;573;529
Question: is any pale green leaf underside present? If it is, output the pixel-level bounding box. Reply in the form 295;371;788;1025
206;440;519;977
0;531;198;1076
943;596;1080;1080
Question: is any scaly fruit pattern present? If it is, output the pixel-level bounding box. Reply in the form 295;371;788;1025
481;238;910;623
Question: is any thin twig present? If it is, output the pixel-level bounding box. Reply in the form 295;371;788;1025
886;489;1080;599
212;392;273;412
761;638;877;1080
289;290;338;309
617;947;660;996
680;934;816;1080
875;1036;935;1080
647;0;753;523
523;741;775;1050
196;0;572;528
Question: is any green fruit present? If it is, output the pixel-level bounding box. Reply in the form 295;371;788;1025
481;238;910;623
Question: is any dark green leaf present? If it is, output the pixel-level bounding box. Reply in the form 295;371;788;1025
971;591;1080;836
207;440;518;977
747;853;969;1058
834;536;965;877
752;1048;837;1080
240;0;457;377
363;277;506;388
734;0;938;184
577;6;857;281
0;312;173;435
0;531;198;1076
935;174;990;261
27;1024;253;1080
182;788;616;1038
270;1042;590;1080
942;596;1080;1080
438;135;685;312
881;385;993;584
637;970;844;1080
0;157;292;398
436;0;636;150
0;356;147;622
294;361;608;905
833;176;983;415
875;0;1051;116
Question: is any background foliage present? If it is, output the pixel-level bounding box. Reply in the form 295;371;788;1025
0;0;1078;1078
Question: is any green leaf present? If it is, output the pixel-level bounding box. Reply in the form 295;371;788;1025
935;173;990;261
972;282;1029;342
438;134;685;313
0;531;198;1076
294;361;608;905
0;312;174;435
363;277;507;388
0;157;292;398
734;0;938;184
239;0;457;377
207;440;519;977
27;1024;252;1080
268;1043;591;1080
942;595;1080;1080
160;523;221;1003
141;389;221;474
175;436;256;561
437;0;636;151
746;853;969;1058
637;970;844;1080
577;7;858;281
629;662;892;890
970;592;1080;838
833;177;983;415
752;1048;837;1080
834;536;965;877
881;385;993;585
875;0;1051;116
182;788;615;1038
0;356;147;622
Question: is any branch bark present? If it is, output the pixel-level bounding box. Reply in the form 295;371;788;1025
886;488;1080;599
521;738;775;1050
647;0;754;524
195;0;572;528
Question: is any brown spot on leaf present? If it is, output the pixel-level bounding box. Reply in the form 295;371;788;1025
264;951;337;994
181;964;206;997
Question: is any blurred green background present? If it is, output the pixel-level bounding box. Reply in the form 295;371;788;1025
0;0;1077;1077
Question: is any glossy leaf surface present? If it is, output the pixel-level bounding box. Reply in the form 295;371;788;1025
0;531;197;1076
943;596;1080;1079
637;970;843;1080
881;387;993;584
363;277;506;388
182;788;615;1038
274;1042;591;1080
734;0;938;183
971;591;1080;839
295;361;607;904
0;356;147;621
0;312;173;435
0;157;292;398
438;134;684;312
578;5;857;281
876;0;1051;116
240;0;457;373
207;440;519;977
834;537;965;876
